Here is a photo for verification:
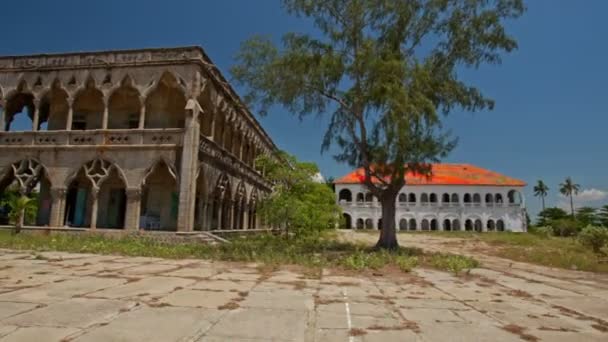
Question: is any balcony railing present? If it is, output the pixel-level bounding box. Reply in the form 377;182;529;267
0;129;185;147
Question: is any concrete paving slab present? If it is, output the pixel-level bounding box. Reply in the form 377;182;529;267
0;302;39;320
0;326;80;342
0;326;17;339
159;289;238;309
90;276;195;299
2;298;132;329
119;264;180;276
205;307;308;341
190;279;256;292
163;267;219;279
73;306;222;342
240;290;314;311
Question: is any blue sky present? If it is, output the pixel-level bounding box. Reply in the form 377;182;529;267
1;0;607;218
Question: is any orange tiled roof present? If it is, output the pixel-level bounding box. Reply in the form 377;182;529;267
334;164;526;186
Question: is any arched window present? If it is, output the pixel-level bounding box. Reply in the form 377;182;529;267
451;193;459;204
365;218;374;229
495;194;504;204
342;213;352;229
356;218;364;229
430;219;438;231
409;218;417;231
453;219;461;231
485;193;494;205
443;219;452;231
421;193;429;204
338;189;352;202
487;220;496;231
399;219;408;230
430;193;438;204
497;220;505;231
465;219;473;231
442;193;450;204
356;193;364;203
398;193;407;203
464;193;472;204
473;194;481;204
408;193;416;204
421;219;430;231
365;193;373;202
474;219;483;232
507;190;521;205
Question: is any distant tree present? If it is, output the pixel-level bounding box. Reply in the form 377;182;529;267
533;180;549;211
537;207;568;226
559;177;580;217
232;0;525;249
325;176;336;192
576;206;598;226
598;205;608;227
255;151;341;238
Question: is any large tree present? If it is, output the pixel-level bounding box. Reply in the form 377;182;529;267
232;0;525;249
598;205;608;227
559;177;580;217
533;180;549;211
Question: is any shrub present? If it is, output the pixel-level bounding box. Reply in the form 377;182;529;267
529;226;554;238
550;218;583;237
578;226;608;253
395;255;418;272
429;254;480;275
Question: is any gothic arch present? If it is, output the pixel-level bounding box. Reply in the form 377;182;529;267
108;75;142;129
144;71;187;129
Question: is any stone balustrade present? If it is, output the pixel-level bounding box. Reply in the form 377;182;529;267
0;129;184;147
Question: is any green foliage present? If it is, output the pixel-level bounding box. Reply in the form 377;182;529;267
231;0;525;248
576;207;599;226
596;205;608;227
395;255;418;273
529;226;554;238
429;254;480;275
549;218;583;237
0;191;38;229
537;207;568;226
533;180;549;210
559;177;580;216
578;226;608;253
256;151;341;237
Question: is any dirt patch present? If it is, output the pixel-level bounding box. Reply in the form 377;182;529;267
368;320;420;333
276;280;308;290
501;324;539;341
591;324;608;333
538;326;578;333
313;295;343;306
349;328;367;336
507;289;533;299
218;301;240;310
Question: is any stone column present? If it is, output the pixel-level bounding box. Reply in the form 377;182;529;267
138;99;146;129
243;206;249;229
102;95;109;129
49;188;67;227
32;100;40;131
176;99;202;232
217;202;223;230
0;101;5;132
125;188;142;231
209;110;216;140
89;188;100;230
66;97;74;131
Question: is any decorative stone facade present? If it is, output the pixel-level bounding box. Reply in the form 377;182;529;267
334;164;528;232
0;47;275;232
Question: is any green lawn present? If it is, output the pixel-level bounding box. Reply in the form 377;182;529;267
0;230;478;275
417;231;608;273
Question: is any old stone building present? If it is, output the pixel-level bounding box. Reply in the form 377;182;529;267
335;164;528;232
0;47;276;232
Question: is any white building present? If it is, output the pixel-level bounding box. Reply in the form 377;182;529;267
334;164;527;232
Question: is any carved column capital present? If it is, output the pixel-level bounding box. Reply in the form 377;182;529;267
50;188;68;199
90;187;100;200
126;188;142;200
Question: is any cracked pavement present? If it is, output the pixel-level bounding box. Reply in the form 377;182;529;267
0;233;607;341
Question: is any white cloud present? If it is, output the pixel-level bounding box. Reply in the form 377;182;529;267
557;188;607;211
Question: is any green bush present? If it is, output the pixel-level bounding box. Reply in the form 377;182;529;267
429;254;480;275
529;226;554;237
550;218;583;237
395;255;418;272
578;226;608;253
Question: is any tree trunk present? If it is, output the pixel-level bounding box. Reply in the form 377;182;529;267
570;194;575;217
541;196;545;211
14;208;24;235
376;192;399;250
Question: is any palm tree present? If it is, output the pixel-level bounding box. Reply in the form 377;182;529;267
533;180;549;211
559;177;580;217
1;194;36;234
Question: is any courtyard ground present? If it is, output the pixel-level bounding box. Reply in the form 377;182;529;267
0;232;607;341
